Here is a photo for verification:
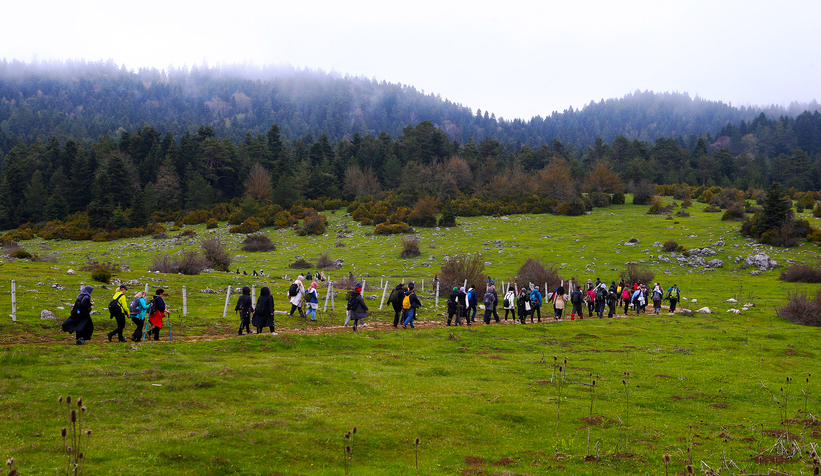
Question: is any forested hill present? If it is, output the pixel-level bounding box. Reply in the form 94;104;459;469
1;59;818;155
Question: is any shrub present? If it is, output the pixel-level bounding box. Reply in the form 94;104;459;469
813;204;821;218
288;258;313;269
588;191;611;208
177;229;197;238
779;264;821;283
10;249;33;260
150;251;209;275
675;211;690;217
181;209;210;225
703;205;721;212
721;204;746;221
333;273;360;290
776;290;821;326
298;209;328;236
646;197;672;215
206;218;219;229
661;241;679;252
438;254;486;293
400;237;421;258
91;266;112;283
611;192;626;205
152;232;169;239
241;234;276;252
515;258;560;290
316;253;339;270
619;264;655;286
230;217;261;234
374;221;414;235
629;181;656;205
697;190;713;204
201;237;232;272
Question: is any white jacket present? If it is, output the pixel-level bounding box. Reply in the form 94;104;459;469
289;280;305;306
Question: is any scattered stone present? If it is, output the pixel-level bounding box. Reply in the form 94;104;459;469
624;238;639;246
696;307;712;314
680;308;694;316
90;310;101;315
749;270;761;276
727;309;741;314
52;283;65;291
201;287;218;294
726;298;737;303
40;310;59;319
652;241;662;247
705;259;724;268
691;299;697;303
67;269;76;275
420;262;431;267
745;253;777;271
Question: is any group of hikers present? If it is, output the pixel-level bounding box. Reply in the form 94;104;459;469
60;272;683;344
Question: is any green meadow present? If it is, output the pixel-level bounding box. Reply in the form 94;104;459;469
1;198;820;475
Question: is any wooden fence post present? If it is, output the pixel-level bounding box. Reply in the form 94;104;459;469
421;279;424;293
435;281;440;308
323;282;332;312
330;282;335;311
252;285;256;304
10;280;16;322
182;286;187;317
222;286;231;318
379;281;389;310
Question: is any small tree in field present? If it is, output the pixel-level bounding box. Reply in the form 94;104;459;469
439;254;486;292
515;258;560;290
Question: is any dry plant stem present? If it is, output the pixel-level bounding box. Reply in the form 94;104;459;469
587;379;596;457
555;365;563;457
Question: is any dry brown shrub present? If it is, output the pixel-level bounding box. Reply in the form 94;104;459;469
316;253;339;270
241;234;276;252
779;263;821;283
287;259;312;269
515;258;560;290
777;290;821;326
439;254;486;292
619;264;655;285
400;236;421;258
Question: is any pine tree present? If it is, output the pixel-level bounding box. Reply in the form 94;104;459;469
129;187;148;228
87;170;114;228
185;171;215;210
23;170;47;223
754;182;792;237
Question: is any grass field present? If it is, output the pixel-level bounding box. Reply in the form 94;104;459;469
1;198;820;475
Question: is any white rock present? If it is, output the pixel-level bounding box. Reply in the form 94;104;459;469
40;310;59;319
67;269;76;275
726;298;737;303
691;298;697;303
727;309;741;314
696;307;712;314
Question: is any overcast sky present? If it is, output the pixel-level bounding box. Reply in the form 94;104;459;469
2;0;818;120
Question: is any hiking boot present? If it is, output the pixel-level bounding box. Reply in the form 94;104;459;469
107;333;113;342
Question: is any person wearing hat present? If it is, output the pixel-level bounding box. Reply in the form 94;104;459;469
107;284;130;342
467;284;478;323
447;286;459;326
62;285;95;345
529;285;542;323
347;282;368;331
402;282;422;329
306;281;319;322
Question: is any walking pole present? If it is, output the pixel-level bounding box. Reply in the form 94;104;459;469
379;281;389;310
222;286;231;318
10;280;16;322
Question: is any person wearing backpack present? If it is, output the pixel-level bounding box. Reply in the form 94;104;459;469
128;291;151;342
516;288;529;324
447;286;459;326
502;286;516;322
402;282;422;329
467;285;478;323
234;286;254;335
147;289;168;341
607;282;617;318
569;286;583;320
62;285;95;345
106;284;130;342
482;287;499;324
666;284;681;313
305;281;320;322
252;286;276;334
389;283;406;328
631;287;645;315
457;287;469;326
595;283;607;318
529;285;543;323
651;283;664;315
288;276;306;318
347;282;368;331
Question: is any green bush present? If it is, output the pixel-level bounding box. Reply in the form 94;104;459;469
206;218;218;229
91;266;112;283
611;192;625;205
10;249;33;260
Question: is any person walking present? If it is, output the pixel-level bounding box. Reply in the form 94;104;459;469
402;283;422;329
666;284;681;313
457;286;469;326
447;286;459;326
549;284;566;321
503;286;516;322
147;288;168;341
234;286;253;335
586;284;596;317
62;285;95;345
482;286;499;324
288;276;306;318
389;283;406;327
467;284;478;323
607;281;617;318
347;282;368;331
622;285;631;314
651;283;664;315
128;291;151;342
252;286;276;334
529;285;543;323
595;282;607;318
305;282;319;321
489;285;500;322
631;286;645;315
516;288;529;324
106;284;129;342
569;285;583;319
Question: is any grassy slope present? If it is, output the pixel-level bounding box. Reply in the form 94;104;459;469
1;199;820;475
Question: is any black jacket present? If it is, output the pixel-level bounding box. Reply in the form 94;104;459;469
405;290;422;309
252;294;274;327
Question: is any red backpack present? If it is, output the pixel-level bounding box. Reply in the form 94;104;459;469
622;289;630;300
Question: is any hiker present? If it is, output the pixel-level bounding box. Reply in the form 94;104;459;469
306;271;312;281
457;286;469;326
651;283;664;315
666;284;681;313
128;291;151;342
447;287;459;326
235;286;253;335
616;279;625;306
320;271;327;282
253;270;259;277
607;282;617;318
288;276;306;318
595;282;607;318
306;282;319;321
503;286;516;322
347;282;368;331
641;284;649;313
106;284;129;342
147;288;168;341
516;288;529;324
252;286;276;334
62;285;95;345
586;285;596;317
483;286;499;324
467;284;478;323
548;284;565;321
631;286;645;315
622;285;631;314
569;285;584;319
529;285;542;323
402;283;422;329
389;283;406;327
489;285;500;322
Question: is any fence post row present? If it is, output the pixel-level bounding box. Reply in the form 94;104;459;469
182;286;188;317
10;280;17;322
379;281;389;310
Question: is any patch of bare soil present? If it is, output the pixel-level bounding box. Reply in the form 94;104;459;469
751;454;787;464
584;455;599;462
762;429;800;440
464;456;486;466
654;374;674;378
492;458;516;466
709;403;729;409
581;416;605;425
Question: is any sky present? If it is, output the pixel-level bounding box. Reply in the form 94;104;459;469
2;0;819;120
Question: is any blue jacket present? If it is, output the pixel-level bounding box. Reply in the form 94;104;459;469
530;290;542;306
467;289;477;306
134;298;150;320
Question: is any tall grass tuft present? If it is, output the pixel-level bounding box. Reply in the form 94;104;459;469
60;394;92;475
